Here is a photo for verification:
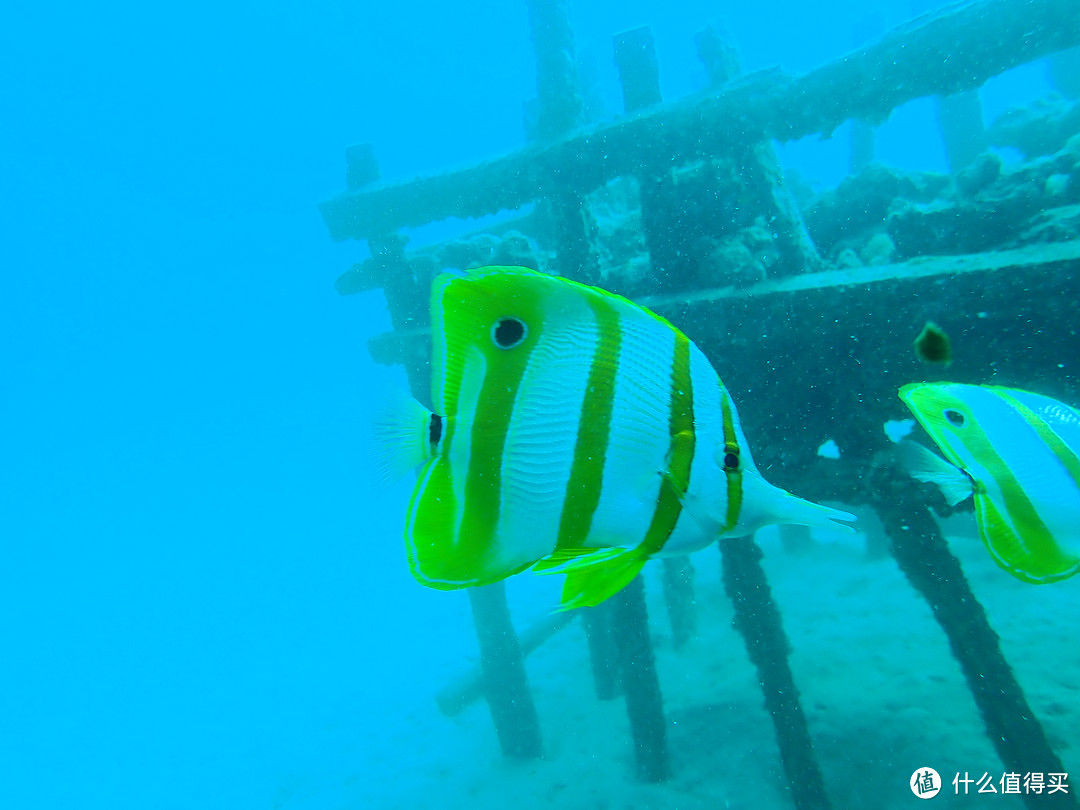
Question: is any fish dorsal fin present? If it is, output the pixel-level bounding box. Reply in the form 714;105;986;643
897;439;973;506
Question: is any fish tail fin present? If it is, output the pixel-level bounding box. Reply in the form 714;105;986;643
371;386;437;487
718;472;857;537
770;491;858;534
896;440;973;506
534;547;645;610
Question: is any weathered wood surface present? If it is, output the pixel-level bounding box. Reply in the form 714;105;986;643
611;576;669;782
467;584;543;758
436;608;579;717
320;0;1080;242
872;473;1079;809
366;241;1080;368
720;537;832;810
666;242;1080;509
660;557;697;650
582;602;622;700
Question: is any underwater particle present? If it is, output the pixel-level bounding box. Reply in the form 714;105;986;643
816;439;841;459
914;321;951;365
883;419;915;443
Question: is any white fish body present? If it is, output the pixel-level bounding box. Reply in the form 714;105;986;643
383;266;855;608
900;382;1080;583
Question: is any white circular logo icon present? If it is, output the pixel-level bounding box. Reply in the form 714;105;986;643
911;767;941;799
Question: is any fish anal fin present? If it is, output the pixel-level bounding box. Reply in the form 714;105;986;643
977;492;1080;584
552;551;645;611
533;546;626;574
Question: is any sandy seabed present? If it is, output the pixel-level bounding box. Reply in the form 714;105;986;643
286;516;1079;810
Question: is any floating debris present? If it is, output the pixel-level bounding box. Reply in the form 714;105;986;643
883;418;916;443
816;438;841;459
914;321;952;365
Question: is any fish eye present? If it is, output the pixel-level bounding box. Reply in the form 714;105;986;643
492;317;527;349
944;409;965;427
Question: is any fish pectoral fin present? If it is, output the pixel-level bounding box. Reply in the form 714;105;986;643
556;552;646;611
532;546;626;574
371;386;437;486
896;439;973;506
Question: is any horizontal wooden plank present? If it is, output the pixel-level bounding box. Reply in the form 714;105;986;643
320;0;1080;242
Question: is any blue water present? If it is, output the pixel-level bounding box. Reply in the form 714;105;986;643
0;1;1063;808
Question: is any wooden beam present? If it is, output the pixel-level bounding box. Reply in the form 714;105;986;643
364;242;1080;365
320;0;1080;242
872;473;1078;810
436;609;579;717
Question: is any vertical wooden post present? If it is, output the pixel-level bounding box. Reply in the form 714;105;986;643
850;120;876;175
694;22;740;86
613;26;698;665
614;25;686;292
345;142;380;191
849;15;883;174
526;0;599;284
610;575;670;782
720;537;832;810
369;232;429;400
1049;46;1080;98
342;145;429;399
661;557;697;649
612;29;699;644
347;144;543;760
694;22;822;276
778;524;814;556
935;90;987;173
525;0;583;141
908;0;986;172
436;610;578;717
581;604;622;700
873;474;1077;809
468;584;544;759
606;27;674;780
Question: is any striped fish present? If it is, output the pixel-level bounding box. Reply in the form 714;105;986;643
899;382;1080;584
381;266;855;609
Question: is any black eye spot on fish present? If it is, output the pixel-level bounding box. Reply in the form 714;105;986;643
492;317;527;349
429;413;443;446
945;409;965;427
723;442;740;471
